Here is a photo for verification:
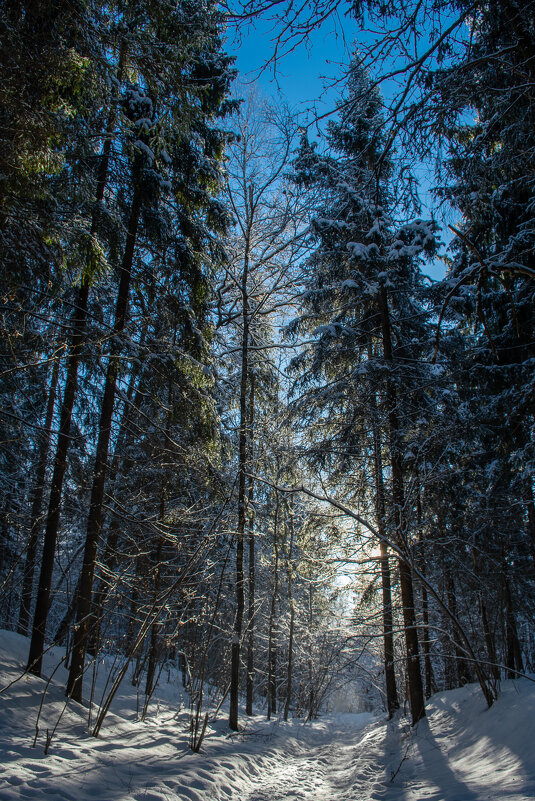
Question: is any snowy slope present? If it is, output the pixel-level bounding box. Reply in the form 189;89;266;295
0;630;534;801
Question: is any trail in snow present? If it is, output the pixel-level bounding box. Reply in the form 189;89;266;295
240;715;410;801
1;630;535;801
243;720;370;801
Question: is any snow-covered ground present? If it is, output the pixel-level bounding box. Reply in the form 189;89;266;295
0;630;534;801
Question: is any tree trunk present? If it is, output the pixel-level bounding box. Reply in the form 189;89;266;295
67;184;142;702
503;572;523;678
27;280;90;676
229;208;252;731
378;283;425;725
54;570;81;647
18;348;60;634
415;494;435;700
369;381;399;718
283;498;295;722
472;547;499;682
526;486;535;569
143;491;165;720
86;341;147;658
420;577;435;699
445;569;472;686
307;583;315;720
245;375;256;716
267;496;280;720
26;52;125;676
0;494;12;577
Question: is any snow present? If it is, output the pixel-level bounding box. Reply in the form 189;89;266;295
133;140;155;163
340;279;359;290
1;630;535;801
347;241;380;260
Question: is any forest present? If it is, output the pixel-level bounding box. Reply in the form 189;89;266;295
0;0;534;799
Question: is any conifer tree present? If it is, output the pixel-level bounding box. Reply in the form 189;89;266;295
429;0;535;677
66;1;236;703
290;62;437;724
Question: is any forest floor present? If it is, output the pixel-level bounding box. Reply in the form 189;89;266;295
0;630;534;801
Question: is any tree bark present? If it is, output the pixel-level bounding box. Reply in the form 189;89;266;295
143;491;165;719
472;547;499;682
415;494;435;700
503;571;523;678
445;569;472;686
378;283;425;725
229;193;252;731
420;575;435;699
245;374;256;716
283;498;295;722
67;184;142;702
267;495;280;719
18;347;60;634
369;381;399;718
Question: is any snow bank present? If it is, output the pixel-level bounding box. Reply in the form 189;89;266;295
0;630;534;801
0;631;371;801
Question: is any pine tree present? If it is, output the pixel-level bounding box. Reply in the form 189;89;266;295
289;62;438;724
66;0;236;703
429;0;535;676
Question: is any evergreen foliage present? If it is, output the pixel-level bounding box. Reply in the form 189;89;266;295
0;0;534;748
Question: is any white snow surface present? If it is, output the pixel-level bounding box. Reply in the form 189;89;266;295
1;630;534;800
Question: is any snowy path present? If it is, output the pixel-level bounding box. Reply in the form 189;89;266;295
239;717;415;801
242;718;373;801
244;742;336;801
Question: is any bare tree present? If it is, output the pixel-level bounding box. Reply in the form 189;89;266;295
218;90;309;729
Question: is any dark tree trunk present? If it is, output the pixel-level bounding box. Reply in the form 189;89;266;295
445;570;472;686
86;344;147;658
415;495;435;700
27;279;90;677
143;492;165;719
380;541;400;711
229;222;251;731
54;571;81;647
67;185;142;702
267;496;280;720
369;387;399;718
0;494;12;576
378;283;425;725
526;487;535;569
283;499;295;722
245;375;256;716
307;584;315;720
472;547;499;682
27;55;125;676
503;573;523;678
420;578;435;699
18;349;60;634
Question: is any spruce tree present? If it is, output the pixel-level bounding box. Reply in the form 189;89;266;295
290;62;437;724
66;1;236;702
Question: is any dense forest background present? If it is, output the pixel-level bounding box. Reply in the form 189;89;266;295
1;0;534;742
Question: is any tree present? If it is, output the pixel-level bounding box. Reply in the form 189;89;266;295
289;61;439;724
66;2;237;702
2;0;118;674
426;0;535;680
217;91;308;728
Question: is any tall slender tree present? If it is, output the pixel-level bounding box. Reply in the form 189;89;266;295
290;62;438;723
66;2;237;702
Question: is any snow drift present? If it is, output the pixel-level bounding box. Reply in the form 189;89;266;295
0;630;534;801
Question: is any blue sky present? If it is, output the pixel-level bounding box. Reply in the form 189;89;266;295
228;12;358;118
226;14;450;280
